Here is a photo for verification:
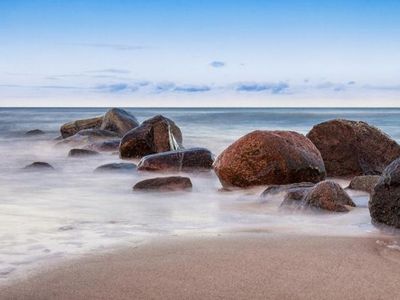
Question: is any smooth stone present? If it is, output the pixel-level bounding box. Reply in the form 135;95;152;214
85;139;121;152
25;129;45;136
261;182;315;198
68;149;99;157
23;162;54;170
100;108;139;137
94;163;137;173
60;116;103;138
133;176;192;192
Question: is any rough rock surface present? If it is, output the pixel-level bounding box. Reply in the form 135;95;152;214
100;108;139;137
307;119;400;177
23;162;54;170
68;149;99;157
369;158;400;228
133;176;192;192
120;115;183;159
213;130;326;188
348;175;381;193
25;129;45;136
60;116;103;138
137;148;214;172
94;163;137;173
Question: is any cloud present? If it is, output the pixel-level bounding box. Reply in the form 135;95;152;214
86;69;131;74
210;61;226;68
96;83;131;93
66;43;147;51
235;82;289;94
173;85;211;93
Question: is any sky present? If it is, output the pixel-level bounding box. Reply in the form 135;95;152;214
0;0;400;107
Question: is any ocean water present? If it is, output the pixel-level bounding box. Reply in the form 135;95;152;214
1;107;400;282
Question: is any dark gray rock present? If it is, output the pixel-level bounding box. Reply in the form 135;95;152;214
68;149;99;157
348;175;381;193
23;162;54;170
133;176;192;192
25;129;45;136
85;139;121;152
94;163;137;173
261;182;315;198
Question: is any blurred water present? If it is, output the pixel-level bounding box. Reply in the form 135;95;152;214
0;107;399;283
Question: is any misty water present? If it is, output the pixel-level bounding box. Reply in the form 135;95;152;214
1;107;400;282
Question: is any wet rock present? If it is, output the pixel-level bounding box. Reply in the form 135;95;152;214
23;161;54;170
84;139;121;152
137;148;214;172
68;148;99;157
369;158;400;228
120;115;183;159
307;119;400;177
100;108;139;137
280;187;311;208
94;163;137;173
60;116;103;138
25;129;45;136
261;182;315;198
213;130;326;188
133;176;192;192
348;175;381;193
56;129;119;148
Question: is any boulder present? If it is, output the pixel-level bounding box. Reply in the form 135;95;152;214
307;119;400;177
133;176;192;192
68;149;99;157
348;175;381;193
100;108;139;137
137;148;214;172
369;158;400;228
23;162;54;170
213;130;326;188
60;116;103;138
84;139;121;152
94;163;137;173
120;115;183;159
25;129;45;136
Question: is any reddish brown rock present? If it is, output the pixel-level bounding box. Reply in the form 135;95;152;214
60;116;103;138
307;119;400;177
137;148;214;172
133;176;192;192
100;108;139;137
120;115;183;159
213;130;326;188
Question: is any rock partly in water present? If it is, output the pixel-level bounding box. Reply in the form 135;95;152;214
94;163;137;173
60;116;103;138
213;130;326;188
133;176;192;192
348;175;381;193
137;148;214;172
100;108;139;137
369;158;400;228
25;129;45;136
307;119;400;177
68;149;99;157
261;182;315;198
280;187;312;209
120;115;183;159
23;162;54;170
56;129;119;148
84;139;121;152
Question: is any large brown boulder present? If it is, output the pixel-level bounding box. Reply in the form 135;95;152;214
60;116;103;138
369;158;400;228
100;108;139;137
137;148;214;172
133;176;192;192
213;130;326;188
307;119;400;177
120;115;183;159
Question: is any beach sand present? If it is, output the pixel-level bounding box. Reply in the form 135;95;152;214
1;233;400;300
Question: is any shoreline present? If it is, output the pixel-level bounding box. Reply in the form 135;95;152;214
2;232;400;299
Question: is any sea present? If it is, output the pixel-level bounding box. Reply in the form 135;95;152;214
1;107;400;283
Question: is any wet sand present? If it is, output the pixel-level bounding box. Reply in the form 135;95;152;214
1;233;400;300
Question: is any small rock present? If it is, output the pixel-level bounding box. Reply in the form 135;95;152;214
25;129;45;136
280;187;311;209
133;176;192;192
68;149;99;157
261;182;315;198
100;108;139;137
348;175;381;193
23;162;54;170
94;163;137;173
60;115;103;138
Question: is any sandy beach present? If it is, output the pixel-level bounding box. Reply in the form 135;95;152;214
1;233;400;300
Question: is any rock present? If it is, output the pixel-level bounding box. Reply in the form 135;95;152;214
84;139;121;152
120;115;183;159
25;129;45;136
261;182;315;198
137;148;214;172
369;158;400;228
307;119;400;177
23;162;54;170
100;108;139;137
304;180;356;212
133;176;192;192
56;129;119;148
60;116;103;138
348;175;381;193
213;130;326;188
68;149;99;157
280;187;311;208
94;163;137;173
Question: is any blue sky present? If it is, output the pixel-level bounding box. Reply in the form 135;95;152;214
1;0;400;106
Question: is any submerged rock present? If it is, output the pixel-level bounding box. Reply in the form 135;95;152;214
133;176;192;192
23;162;54;170
307;119;400;177
84;139;121;152
120;115;183;159
369;158;400;228
56;129;119;148
213;130;326;188
137;148;214;172
60;116;103;138
261;182;315;198
348;175;381;193
94;163;137;173
68;148;99;157
25;129;45;136
100;108;139;137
